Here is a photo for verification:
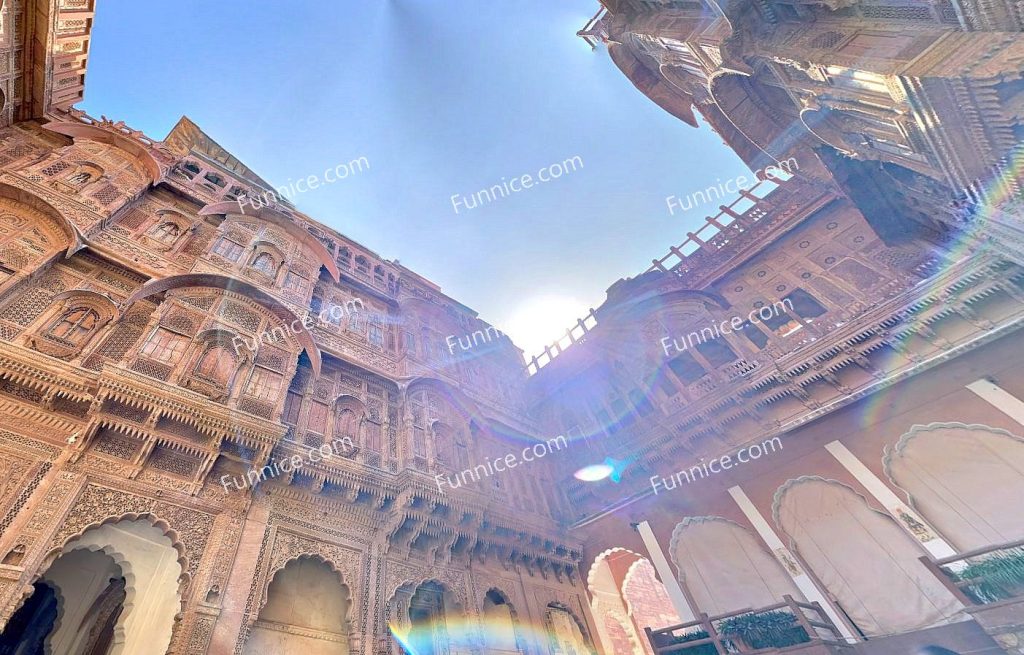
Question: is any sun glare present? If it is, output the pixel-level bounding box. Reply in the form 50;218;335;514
503;294;592;358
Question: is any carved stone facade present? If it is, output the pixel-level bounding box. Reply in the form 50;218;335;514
0;108;593;655
578;0;1024;248
0;0;1022;654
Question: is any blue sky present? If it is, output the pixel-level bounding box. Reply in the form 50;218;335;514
82;0;748;357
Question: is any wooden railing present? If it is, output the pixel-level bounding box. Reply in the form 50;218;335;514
644;595;845;655
920;538;1024;606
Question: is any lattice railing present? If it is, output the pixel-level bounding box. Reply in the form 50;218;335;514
525;177;795;375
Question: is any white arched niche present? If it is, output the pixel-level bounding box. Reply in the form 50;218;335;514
670;516;803;616
885;422;1024;551
45;518;183;655
774;477;962;637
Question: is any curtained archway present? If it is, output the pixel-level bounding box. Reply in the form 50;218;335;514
886;422;1024;551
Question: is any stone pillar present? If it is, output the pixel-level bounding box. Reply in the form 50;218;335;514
825;440;957;558
967;378;1024;427
364;544;386;655
727;485;858;641
207;495;270;655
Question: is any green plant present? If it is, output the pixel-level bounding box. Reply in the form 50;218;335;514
718;610;810;650
651;629;717;655
953;549;1024;604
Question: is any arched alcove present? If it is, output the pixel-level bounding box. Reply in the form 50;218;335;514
886;422;1024;550
243;556;351;654
545;603;595;655
403;580;467;655
481;588;520;654
0;518;184;655
670;516;803;615
774;477;962;636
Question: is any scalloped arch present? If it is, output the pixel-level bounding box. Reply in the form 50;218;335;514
42;512;189;582
771;475;895;534
586;546;643;589
29;514;187;655
257;553;353;618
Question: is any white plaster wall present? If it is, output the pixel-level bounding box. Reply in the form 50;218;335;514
888;423;1024;550
43;548;121;655
244;625;348;655
61;520;182;655
242;558;350;655
482;599;518;652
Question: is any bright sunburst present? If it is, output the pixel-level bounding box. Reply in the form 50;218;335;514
502;294;592;359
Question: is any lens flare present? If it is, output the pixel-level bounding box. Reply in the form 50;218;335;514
389;615;591;654
574;463;614;481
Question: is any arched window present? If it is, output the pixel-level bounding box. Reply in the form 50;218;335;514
455;432;470;470
252;253;277;276
66;170;95;186
48;308;99;345
335;408;359;440
195;345;236;387
434;423;455;465
149;222;181;245
180;162;201;179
